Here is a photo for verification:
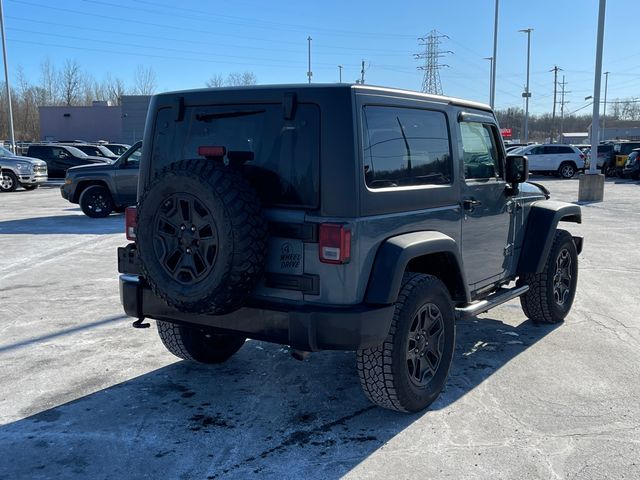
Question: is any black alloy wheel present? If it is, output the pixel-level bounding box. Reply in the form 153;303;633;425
406;303;445;387
552;248;572;306
153;193;220;285
79;185;114;218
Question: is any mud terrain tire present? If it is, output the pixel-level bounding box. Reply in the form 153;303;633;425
137;159;267;315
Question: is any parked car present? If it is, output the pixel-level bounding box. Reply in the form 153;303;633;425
511;144;585;178
612;141;640;176
60;141;141;217
0;146;48;192
103;143;131;156
585;143;615;174
61;143;119;160
622;148;640;180
118;84;582;413
26;144;110;178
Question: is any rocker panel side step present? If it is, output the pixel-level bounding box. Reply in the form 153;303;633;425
456;284;529;320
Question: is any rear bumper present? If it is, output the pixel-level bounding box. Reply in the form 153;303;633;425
119;274;394;352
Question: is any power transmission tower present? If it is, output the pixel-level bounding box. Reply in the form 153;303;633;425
415;30;451;95
550;65;563;142
559;75;571;141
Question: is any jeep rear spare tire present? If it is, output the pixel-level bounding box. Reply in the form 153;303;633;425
137;159;267;315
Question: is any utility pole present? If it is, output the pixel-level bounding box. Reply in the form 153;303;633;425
338;65;343;83
550;65;563;142
559;76;571;142
602;71;610;141
360;60;365;84
519;28;533;143
415;30;451;95
490;0;499;108
484;57;493;104
307;36;312;84
0;0;15;153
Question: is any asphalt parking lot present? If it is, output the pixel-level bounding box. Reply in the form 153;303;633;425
0;177;639;480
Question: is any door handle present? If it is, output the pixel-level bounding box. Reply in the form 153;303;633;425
463;199;482;210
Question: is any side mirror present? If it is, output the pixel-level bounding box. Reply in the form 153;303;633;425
506;155;529;184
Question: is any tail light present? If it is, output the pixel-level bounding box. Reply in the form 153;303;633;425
125;206;137;240
319;224;351;264
198;146;226;158
580;153;586;160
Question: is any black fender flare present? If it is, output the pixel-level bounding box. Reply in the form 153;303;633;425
517;200;582;274
364;231;469;305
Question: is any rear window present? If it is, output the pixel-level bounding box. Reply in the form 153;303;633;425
151;104;320;208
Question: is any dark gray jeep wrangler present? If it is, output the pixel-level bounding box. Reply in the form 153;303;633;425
118;84;582;413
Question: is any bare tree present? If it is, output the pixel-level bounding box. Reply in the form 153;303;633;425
226;71;257;86
205;74;225;88
132;65;157;95
39;58;60;105
105;75;126;105
60;59;84;106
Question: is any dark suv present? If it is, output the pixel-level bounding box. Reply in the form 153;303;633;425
61;142;141;217
26;144;110;178
118;85;583;413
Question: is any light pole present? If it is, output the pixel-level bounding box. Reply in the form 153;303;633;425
602;71;609;141
0;0;15;153
307;36;312;84
490;0;499;108
578;0;606;202
484;57;493;104
338;65;343;83
519;28;533;143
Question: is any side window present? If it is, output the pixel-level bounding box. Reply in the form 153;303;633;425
529;146;544;155
125;146;142;167
52;147;68;158
544;146;560;154
460;122;503;180
362;106;452;189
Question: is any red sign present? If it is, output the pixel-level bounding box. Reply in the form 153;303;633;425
500;128;512;138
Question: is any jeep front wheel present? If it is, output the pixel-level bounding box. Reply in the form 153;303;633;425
357;273;455;413
519;229;578;324
156;320;246;363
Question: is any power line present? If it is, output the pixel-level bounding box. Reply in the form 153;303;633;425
415;30;451;95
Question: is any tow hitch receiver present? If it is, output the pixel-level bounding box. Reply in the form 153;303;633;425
132;317;150;329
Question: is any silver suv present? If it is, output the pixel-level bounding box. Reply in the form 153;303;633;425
512;144;585;178
0;146;48;192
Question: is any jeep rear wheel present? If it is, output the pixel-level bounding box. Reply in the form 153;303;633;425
558;162;576;179
156;320;246;363
357;273;455;413
137;159;267;315
519;229;578;324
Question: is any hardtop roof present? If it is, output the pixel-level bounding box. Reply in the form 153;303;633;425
154;83;493;113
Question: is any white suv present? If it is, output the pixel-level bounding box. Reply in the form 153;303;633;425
513;144;585;178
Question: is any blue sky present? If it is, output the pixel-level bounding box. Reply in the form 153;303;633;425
3;0;638;114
